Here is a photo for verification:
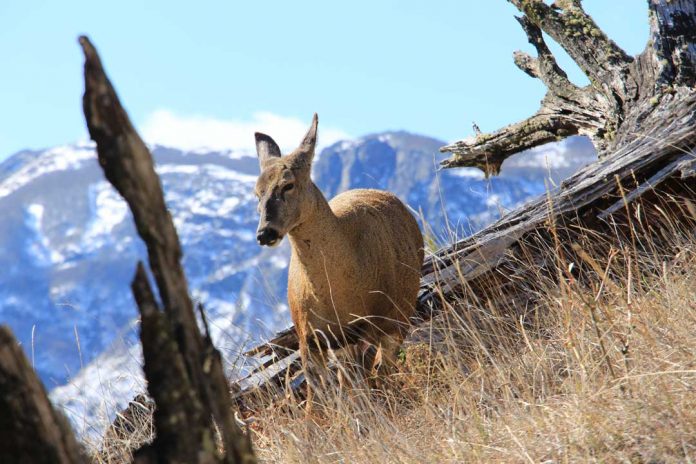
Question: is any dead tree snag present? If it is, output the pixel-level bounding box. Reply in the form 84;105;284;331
421;0;696;322
80;36;255;464
441;0;696;173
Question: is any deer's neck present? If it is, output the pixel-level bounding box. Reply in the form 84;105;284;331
288;183;343;266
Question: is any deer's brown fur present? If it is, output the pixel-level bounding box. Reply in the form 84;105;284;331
254;114;424;382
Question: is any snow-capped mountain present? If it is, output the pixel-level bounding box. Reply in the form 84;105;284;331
0;132;595;436
0;143;288;386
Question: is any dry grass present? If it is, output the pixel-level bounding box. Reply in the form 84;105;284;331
246;230;696;463
91;394;154;463
94;223;696;463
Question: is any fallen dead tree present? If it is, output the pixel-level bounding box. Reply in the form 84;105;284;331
239;0;696;404
80;37;255;463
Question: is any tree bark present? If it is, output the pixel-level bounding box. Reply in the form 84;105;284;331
0;326;87;463
80;36;255;464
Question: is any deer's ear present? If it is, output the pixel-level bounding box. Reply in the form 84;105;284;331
292;113;318;171
255;132;281;168
300;113;318;153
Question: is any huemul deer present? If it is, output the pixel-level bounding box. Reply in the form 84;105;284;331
254;114;424;389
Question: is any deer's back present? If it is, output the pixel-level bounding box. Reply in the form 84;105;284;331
303;188;423;336
330;189;423;270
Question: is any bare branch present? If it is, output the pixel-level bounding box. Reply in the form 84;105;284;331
509;0;633;98
440;112;577;174
514;16;580;98
440;2;639;172
513;50;540;79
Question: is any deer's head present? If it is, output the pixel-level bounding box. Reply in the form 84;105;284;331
254;113;318;247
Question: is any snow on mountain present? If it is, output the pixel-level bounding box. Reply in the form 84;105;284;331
0;143;96;199
0;132;596;437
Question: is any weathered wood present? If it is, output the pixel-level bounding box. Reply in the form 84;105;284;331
80;36;255;464
510;0;634;98
440;112;579;175
512;16;578;97
648;0;696;87
131;264;210;462
441;0;696;169
0;326;87;463
432;90;696;276
431;0;696;321
599;153;696;220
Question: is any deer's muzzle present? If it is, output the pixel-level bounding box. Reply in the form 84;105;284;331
257;227;281;247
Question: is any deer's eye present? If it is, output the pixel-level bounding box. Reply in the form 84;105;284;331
281;183;295;194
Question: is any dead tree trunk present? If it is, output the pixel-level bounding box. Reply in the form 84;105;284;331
0;326;87;463
425;0;696;304
241;0;696;401
80;36;255;464
441;0;696;172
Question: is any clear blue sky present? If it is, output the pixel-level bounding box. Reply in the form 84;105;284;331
0;1;649;159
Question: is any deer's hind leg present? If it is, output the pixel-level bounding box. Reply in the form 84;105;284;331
347;323;406;390
370;331;405;379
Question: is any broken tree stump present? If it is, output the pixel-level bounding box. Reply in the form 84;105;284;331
80;36;255;464
0;326;87;463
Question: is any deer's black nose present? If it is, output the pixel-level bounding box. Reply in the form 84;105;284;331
257;227;280;246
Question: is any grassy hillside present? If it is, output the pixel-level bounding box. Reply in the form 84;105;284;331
94;222;696;463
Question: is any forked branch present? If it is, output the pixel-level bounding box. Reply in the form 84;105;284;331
513;16;580;98
509;0;633;97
